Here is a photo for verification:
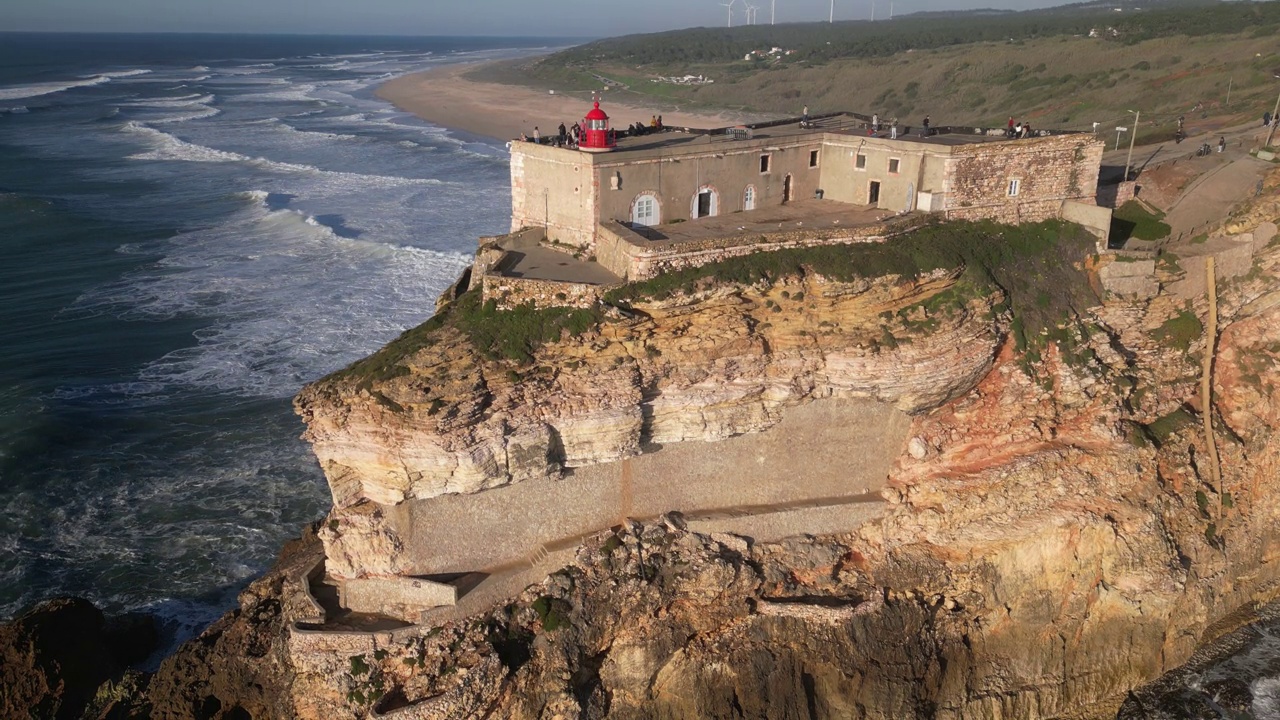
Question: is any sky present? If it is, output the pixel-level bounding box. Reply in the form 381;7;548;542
3;0;1062;38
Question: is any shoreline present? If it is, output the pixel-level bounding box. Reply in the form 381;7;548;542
375;61;755;143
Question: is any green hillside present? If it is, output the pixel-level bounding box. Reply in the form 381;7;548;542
472;0;1280;138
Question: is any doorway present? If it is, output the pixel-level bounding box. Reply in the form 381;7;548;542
782;174;793;203
697;190;712;218
869;180;881;205
692;186;719;219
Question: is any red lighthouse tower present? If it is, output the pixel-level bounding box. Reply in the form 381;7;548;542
579;100;615;153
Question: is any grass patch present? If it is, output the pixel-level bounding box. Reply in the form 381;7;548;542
1153;309;1203;352
453;292;601;363
1145;407;1195;446
326;313;447;392
531;596;571;632
1157;252;1183;275
321;289;604;389
606;219;1099;364
1111;200;1172;245
349;655;370;676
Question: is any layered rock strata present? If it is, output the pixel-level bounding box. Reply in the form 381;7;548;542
56;170;1280;719
296;267;1000;512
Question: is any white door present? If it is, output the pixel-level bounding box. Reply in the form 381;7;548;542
744;185;756;211
631;195;658;226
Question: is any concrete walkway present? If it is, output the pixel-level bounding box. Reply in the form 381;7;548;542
1161;154;1272;241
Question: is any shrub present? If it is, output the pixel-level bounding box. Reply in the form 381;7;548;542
1153;310;1203;352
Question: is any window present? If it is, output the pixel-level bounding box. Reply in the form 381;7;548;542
855;154;867;170
743;185;756;211
888;158;901;174
809;150;820;168
759;154;771;173
1007;178;1021;197
631;193;660;226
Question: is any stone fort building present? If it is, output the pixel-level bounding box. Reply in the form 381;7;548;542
509;107;1105;251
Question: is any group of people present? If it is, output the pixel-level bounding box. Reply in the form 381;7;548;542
1006;117;1035;139
866;113;902;139
519;115;665;146
521;122;584;147
627;115;664;136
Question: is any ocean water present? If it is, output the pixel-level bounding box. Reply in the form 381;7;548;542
0;33;549;643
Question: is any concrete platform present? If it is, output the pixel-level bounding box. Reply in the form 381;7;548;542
501;245;621;284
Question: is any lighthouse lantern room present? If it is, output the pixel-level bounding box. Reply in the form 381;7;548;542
579;100;615;153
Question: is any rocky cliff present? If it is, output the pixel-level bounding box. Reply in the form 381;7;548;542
275;192;1280;718
295;266;998;511
35;172;1280;719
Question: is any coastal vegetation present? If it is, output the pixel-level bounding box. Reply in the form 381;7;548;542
326;219;1099;391
474;0;1280;136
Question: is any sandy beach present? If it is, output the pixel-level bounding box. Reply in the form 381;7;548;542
376;62;751;142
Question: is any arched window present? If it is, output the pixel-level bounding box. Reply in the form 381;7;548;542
743;185;756;211
691;185;719;219
631;192;660;227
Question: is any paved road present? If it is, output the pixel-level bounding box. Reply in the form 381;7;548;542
1101;118;1273;181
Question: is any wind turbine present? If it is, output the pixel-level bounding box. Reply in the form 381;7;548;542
720;0;738;27
746;3;758;23
771;0;776;24
829;0;835;23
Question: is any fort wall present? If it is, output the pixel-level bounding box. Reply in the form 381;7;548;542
509;142;598;249
594;214;930;282
942;134;1104;223
819;135;947;212
590;136;824;233
480;272;608;310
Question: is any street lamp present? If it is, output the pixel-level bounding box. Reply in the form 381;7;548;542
1265;73;1280;150
1123;109;1140;182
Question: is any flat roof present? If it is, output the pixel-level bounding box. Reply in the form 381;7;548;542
500;245;620;285
612;116;1019;153
508;114;1061;163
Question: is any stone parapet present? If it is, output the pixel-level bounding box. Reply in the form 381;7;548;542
596;214;931;282
480;272;610;310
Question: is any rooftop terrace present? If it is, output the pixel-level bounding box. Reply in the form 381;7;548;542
516;111;1079;158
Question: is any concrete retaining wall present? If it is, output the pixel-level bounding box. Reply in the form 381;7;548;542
1097;256;1158;298
372;398;909;577
340;576;457;620
1061;199;1115;251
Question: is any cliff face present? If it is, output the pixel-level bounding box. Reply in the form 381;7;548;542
95;177;1280;719
267;237;1280;719
295;267;1001;511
